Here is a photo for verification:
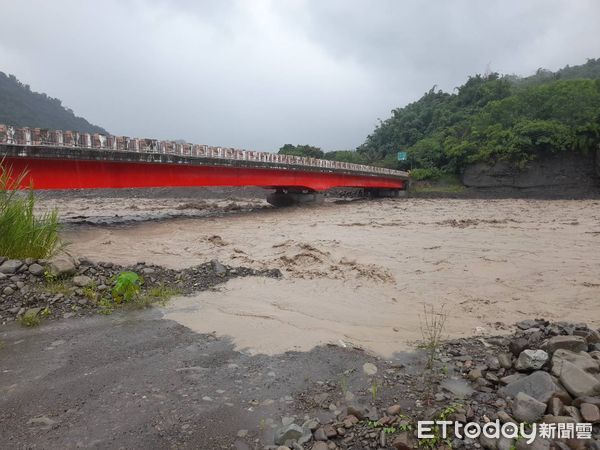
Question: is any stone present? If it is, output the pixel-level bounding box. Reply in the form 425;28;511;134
573;396;600;408
386;404;401;416
48;256;76;277
551;349;599;376
311;443;328;450
580;403;600;423
509;337;529;356
515;437;551;450
548;396;564;416
28;263;45;276
512;392;547;422
496;410;516;424
302;418;320;431
498;353;512;369
72;275;92;287
543;335;587;354
362;362;377;375
440;378;475;398
499;373;526;385
211;259;227;275
541;415;576;424
499;371;564;403
562;405;582;422
346;405;366;420
479;435;498;449
274;424;311;446
468;368;483;380
514;349;548;371
3;286;15;295
0;259;22;274
556;360;600;398
391;432;412;450
313;427;327;441
322;424;337;438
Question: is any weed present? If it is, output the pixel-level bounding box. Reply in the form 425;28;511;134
370;379;379;402
40;307;51;318
147;284;181;303
19;310;41;327
97;297;114;315
419;304;448;369
0;160;63;259
111;271;143;304
83;281;98;302
43;270;70;295
418;404;460;449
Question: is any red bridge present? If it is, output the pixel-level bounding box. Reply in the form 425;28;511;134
0;125;409;205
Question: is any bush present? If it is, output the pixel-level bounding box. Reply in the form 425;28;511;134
0;161;62;259
410;167;444;180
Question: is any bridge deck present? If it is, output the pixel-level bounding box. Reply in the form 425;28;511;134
0;125;408;191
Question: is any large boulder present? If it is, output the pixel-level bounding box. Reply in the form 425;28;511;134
48;256;76;277
72;275;92;287
512;392;547;422
499;371;567;403
551;349;599;376
514;350;549;371
556;360;600;398
543;335;588;354
0;259;23;274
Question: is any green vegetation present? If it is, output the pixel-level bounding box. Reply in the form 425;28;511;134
419;304;448;369
43;270;71;295
278;144;367;165
357;58;600;176
0;72;107;133
111;271;143;304
19;309;42;327
0;162;62;259
276;59;600;176
97;273;181;314
418;405;460;448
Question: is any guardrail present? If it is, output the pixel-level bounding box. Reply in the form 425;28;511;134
0;124;406;177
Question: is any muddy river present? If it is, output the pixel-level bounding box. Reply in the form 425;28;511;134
46;196;600;358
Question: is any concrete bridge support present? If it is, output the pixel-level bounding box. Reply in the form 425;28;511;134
365;188;407;198
266;188;324;207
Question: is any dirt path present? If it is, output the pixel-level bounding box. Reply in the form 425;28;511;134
62;198;600;357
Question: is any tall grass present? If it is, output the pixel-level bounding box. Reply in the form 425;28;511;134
0;160;62;259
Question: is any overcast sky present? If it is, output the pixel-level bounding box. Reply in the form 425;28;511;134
1;0;599;151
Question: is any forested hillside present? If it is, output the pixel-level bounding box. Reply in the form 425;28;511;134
357;58;600;179
0;72;107;134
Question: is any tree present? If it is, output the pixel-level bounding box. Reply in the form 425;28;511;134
278;144;324;158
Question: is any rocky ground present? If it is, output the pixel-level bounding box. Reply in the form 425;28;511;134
0;255;280;325
253;320;600;450
2;255;599;450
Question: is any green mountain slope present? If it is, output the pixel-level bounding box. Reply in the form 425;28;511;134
357;58;600;178
0;72;107;134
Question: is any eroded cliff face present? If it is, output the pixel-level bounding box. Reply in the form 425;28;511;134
461;150;599;191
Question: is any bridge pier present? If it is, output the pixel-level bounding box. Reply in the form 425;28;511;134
365;188;406;198
266;188;324;207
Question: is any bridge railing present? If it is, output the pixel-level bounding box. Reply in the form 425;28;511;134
0;124;406;177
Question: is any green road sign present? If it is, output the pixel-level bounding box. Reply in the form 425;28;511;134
397;151;407;161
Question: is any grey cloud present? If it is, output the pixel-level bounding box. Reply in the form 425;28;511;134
0;0;598;151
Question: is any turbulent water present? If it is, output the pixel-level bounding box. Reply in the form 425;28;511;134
51;196;600;358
